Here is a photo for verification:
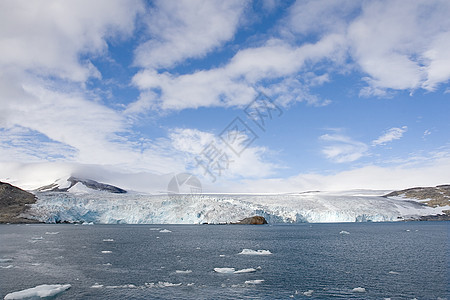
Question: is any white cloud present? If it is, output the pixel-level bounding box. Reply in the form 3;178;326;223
134;0;248;69
169;128;278;180
320;133;368;163
0;0;143;82
347;0;450;94
130;35;346;111
372;126;407;146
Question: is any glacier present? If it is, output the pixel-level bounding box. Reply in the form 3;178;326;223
23;189;447;224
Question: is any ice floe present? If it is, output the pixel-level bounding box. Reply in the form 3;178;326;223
4;284;71;299
214;267;235;273
303;290;314;296
149;228;161;231
352;287;366;292
238;249;272;255
145;282;182;288
159;229;172;233
245;280;264;284
101;251;112;254
175;270;192;274
234;268;257;274
388;271;400;274
45;232;59;235
339;230;350;235
0;265;13;269
102;239;114;242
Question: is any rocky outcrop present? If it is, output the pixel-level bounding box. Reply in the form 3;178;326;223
233;216;268;225
0;181;39;223
383;184;450;210
37;176;127;194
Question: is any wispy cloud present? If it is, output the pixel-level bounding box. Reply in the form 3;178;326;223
319;133;368;163
372;126;407;146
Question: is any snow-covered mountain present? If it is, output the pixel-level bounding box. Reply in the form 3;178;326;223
36;177;127;194
23;189;449;224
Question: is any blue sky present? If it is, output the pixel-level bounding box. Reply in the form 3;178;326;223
0;0;449;192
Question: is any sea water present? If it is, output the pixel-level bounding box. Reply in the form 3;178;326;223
0;222;448;299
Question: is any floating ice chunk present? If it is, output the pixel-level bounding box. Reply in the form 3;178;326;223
175;270;192;274
239;249;272;255
339;231;350;235
91;283;103;288
149;228;161;231
45;232;59;235
352;287;366;292
303;290;314;296
406;229;411;232
31;263;41;266
0;258;13;263
106;284;137;289
256;266;262;270
219;254;226;257
0;265;13;269
101;251;112;254
82;222;94;225
388;271;400;275
4;284;71;299
145;282;182;288
245;280;264;284
103;263;112;266
102;239;114;242
186;283;195;287
234;268;257;274
159;229;172;233
214;267;235;273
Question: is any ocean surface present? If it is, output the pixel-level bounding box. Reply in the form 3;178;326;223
0;222;448;299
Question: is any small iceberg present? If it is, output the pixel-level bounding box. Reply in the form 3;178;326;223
82;222;94;225
339;231;350;235
234;268;257;274
352;287;366;293
149;228;161;231
175;270;192;274
102;239;114;242
45;232;59;235
159;229;172;233
388;271;400;274
303;290;314;296
101;251;112;254
4;284;71;299
238;249;272;255
245;280;264;284
214;267;235;273
145;282;182;288
0;265;13;269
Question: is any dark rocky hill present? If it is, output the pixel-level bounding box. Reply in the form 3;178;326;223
0;181;39;223
384;185;450;208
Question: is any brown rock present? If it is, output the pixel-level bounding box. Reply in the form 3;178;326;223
233;216;268;225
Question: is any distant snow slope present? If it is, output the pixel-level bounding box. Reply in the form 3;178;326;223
23;190;449;224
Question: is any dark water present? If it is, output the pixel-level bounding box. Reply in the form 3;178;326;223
0;222;448;299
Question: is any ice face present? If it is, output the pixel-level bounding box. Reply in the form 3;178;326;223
24;191;444;224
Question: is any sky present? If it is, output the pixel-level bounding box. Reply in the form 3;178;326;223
0;0;449;193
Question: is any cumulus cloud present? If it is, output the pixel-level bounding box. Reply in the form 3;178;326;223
372;126;407;146
134;0;248;69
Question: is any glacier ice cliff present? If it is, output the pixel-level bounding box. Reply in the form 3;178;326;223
23;190;448;224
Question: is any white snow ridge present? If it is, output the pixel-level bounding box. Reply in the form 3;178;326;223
4;284;71;299
239;249;272;255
